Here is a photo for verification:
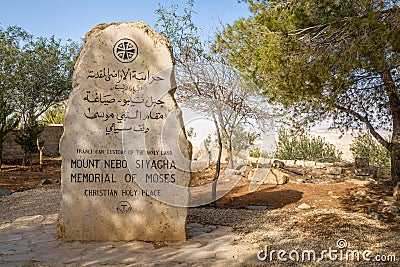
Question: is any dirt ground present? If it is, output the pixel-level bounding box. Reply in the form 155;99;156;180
0;157;61;192
0;157;397;224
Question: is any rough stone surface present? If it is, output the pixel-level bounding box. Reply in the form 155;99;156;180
264;168;289;185
58;22;191;241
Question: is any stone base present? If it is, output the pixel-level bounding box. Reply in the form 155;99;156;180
57;204;188;242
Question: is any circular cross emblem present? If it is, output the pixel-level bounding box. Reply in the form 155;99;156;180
113;38;138;63
116;201;132;214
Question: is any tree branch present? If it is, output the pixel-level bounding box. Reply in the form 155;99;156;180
334;103;390;149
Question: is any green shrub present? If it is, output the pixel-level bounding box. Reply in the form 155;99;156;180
41;102;66;125
274;128;342;162
350;132;390;167
249;147;261;158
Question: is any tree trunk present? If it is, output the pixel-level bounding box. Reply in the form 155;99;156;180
211;112;222;206
28;152;32;167
39;150;43;171
391;126;400;200
37;139;44;172
380;70;400;200
391;125;400;202
0;144;2;171
213;135;222;206
203;140;211;166
227;137;234;169
392;144;400;195
22;152;27;167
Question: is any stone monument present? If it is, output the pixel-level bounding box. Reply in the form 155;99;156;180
58;22;192;241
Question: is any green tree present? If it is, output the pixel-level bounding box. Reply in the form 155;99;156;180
350;131;391;167
274;128;342;162
0;26;30;168
12;33;80;165
216;0;400;188
223;123;258;153
0;99;19;170
15;36;77;123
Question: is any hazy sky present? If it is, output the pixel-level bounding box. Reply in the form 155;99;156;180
0;0;250;41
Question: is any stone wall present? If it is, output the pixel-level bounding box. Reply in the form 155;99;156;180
2;125;63;162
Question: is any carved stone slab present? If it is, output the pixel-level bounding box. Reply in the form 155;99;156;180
58;22;191;241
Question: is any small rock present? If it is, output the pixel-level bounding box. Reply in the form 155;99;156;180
297;203;311;210
0;188;12;197
39;179;59;185
366;210;382;219
264;168;289;185
272;160;285;168
246;205;268;210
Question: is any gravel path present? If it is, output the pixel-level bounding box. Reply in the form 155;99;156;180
1;188;399;266
0;188;60;224
0;188;260;228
